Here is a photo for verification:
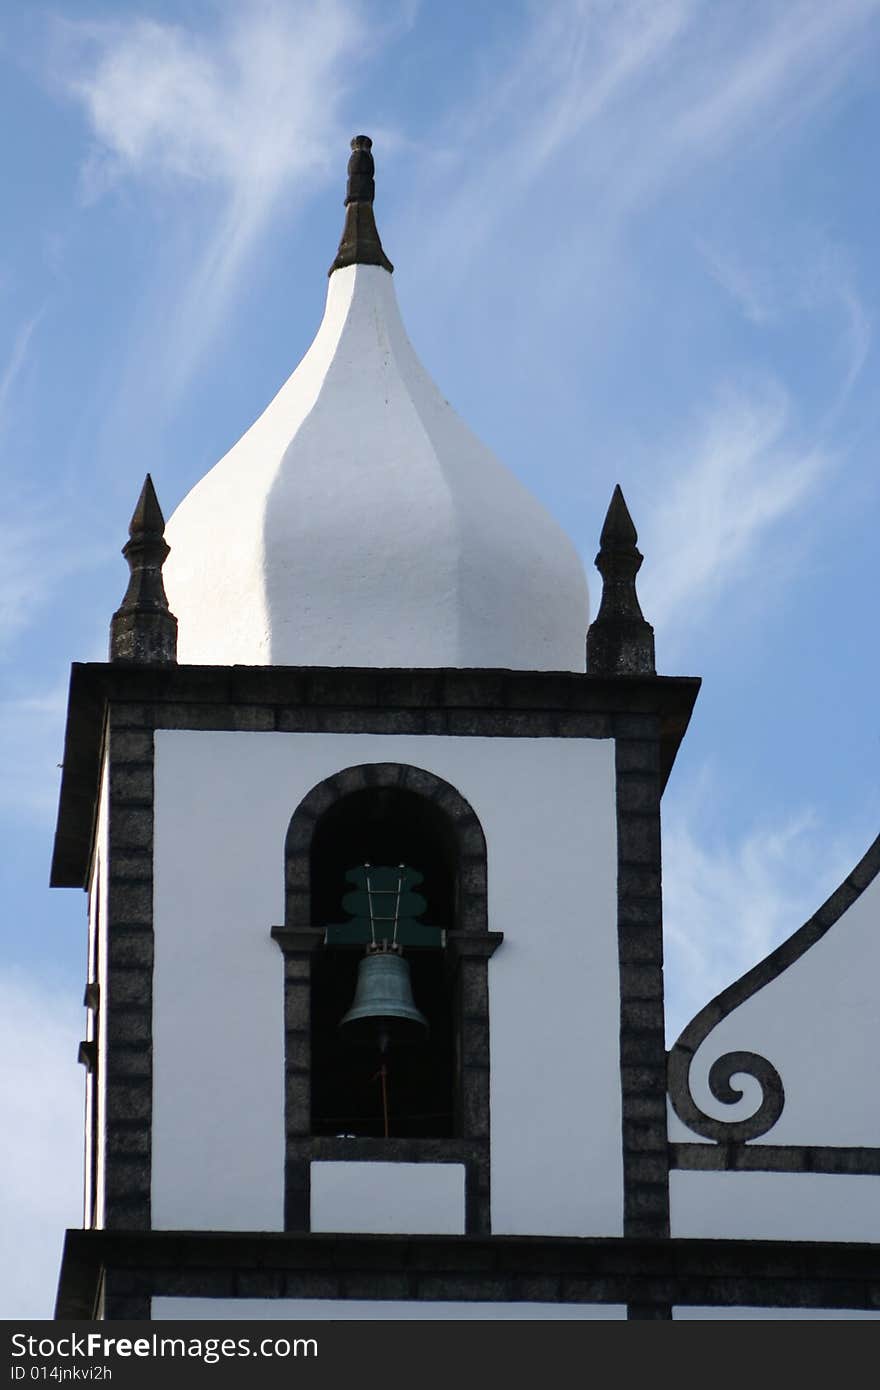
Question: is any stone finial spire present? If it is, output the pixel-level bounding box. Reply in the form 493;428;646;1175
329;135;394;276
109;474;178;663
586;485;655;675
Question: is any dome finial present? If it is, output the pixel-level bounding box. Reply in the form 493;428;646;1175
329;134;394;276
586;485;655;675
109;474;178;664
345;134;377;204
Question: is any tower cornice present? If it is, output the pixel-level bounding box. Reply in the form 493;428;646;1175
50;661;700;888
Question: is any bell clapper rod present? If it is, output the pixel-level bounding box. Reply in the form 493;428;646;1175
379;1060;390;1139
392;863;404;947
365;862;376;946
373;1027;391;1138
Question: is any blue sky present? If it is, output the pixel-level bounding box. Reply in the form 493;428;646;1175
2;0;879;1317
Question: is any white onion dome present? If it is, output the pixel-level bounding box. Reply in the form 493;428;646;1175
163;136;589;670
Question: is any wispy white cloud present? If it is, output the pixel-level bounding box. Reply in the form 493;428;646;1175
0;685;69;826
0;496;111;652
803;239;873;406
401;0;691;273
0;322;113;660
639;378;828;644
696;241;774;326
650;235;871;645
0;312;42;425
662;779;875;1040
651;0;879;171
402;0;880;279
0;514;69;648
837;282;872;401
697;231;872;404
64;1;359;193
0;968;82;1318
384;2;875;651
54;0;373;388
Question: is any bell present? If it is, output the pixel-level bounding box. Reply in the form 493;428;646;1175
340;944;428;1049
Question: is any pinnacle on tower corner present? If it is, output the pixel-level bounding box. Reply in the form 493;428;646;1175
109;473;178;664
586;483;655;676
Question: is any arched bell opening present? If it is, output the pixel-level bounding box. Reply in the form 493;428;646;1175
278;763;499;1234
309;786;456;1138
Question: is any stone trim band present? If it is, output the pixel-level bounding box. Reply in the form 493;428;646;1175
671;1143;880;1175
56;1229;880;1322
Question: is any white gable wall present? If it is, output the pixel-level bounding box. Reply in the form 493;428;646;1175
669;873;880;1148
151;730;620;1236
670;1170;880;1242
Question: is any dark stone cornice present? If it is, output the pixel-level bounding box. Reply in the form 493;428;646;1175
50;662;700;887
55;1227;880;1320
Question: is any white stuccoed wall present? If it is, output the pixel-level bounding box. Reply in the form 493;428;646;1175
152;1298;627;1319
670;1170;880;1242
669;872;880;1148
310;1162;465;1234
151;731;620;1236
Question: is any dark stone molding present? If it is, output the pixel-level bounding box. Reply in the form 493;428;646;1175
302;1136;484;1165
671;1143;880;1175
668;833;880;1145
277;763;495;1236
445;930;504;961
56;1229;880;1322
614;719;668;1239
102;713;155;1232
270;927;324;954
53;667;108;890
51;663;699;887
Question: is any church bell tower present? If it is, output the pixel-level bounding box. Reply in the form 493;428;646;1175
52;135;705;1320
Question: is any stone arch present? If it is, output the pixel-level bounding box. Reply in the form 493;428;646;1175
272;762;501;1233
283;761;489;933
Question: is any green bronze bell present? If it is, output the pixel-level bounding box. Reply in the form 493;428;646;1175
340;942;428;1048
